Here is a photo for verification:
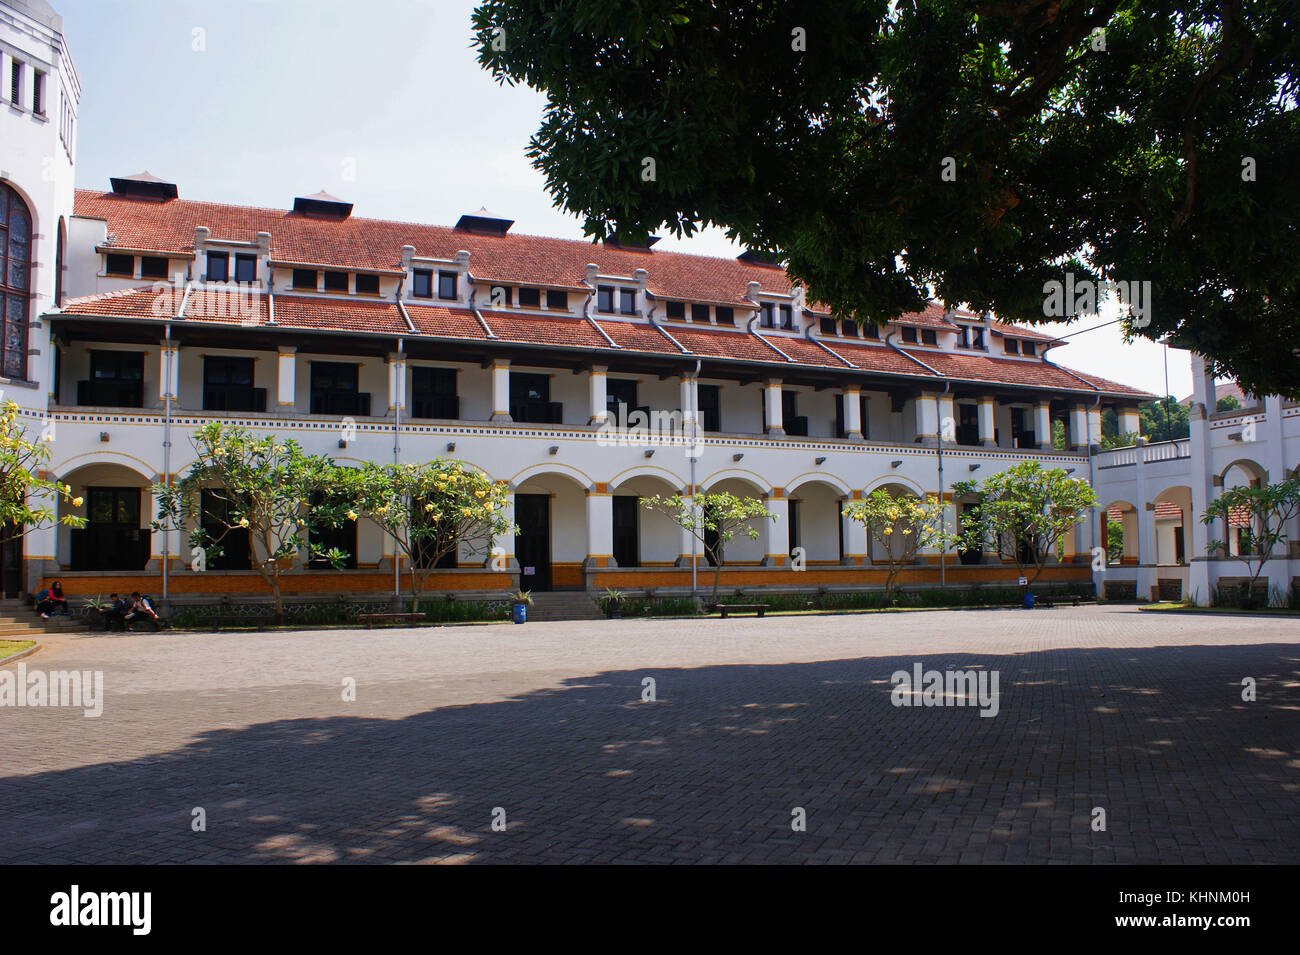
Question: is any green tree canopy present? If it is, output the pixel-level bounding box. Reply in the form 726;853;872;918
641;491;773;601
474;0;1300;398
842;489;946;598
1201;473;1300;602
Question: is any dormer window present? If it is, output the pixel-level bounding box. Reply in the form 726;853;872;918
413;269;432;298
619;288;636;315
715;306;735;325
546;289;568;309
206;252;229;282
293;268;317;290
519;287;541;308
842;321;860;338
105;253;133;277
780;305;794;330
324;270;349;292
140;256;169;280
438;271;458;300
1004;338;1020;355
901;327;918;344
921;329;938;346
819;316;837;335
1022;341;1036;357
355;273;380;295
760;303;775;328
971;327;985;349
665;301;685;320
691;303;710;323
863;324;879;340
597;285;614;313
234;254;256;283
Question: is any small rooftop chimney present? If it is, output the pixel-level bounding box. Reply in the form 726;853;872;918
454;207;514;235
109;171;178;201
292;190;353;219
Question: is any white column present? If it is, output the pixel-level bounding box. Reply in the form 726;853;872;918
589;364;608;425
938;394;955;444
1118;407;1141;438
764;379;784;435
915;392;939;443
842;386;862;440
1069;404;1089;450
490;358;511;422
1035;401;1052;450
1087;407;1103;447
158;342;180;403
679;374;697;428
676;485;700;567
585;485;614;569
1187;355;1216;603
277;347;296;409
387;352;406;412
1134;452;1154;600
762;492;788;566
493;489;517;572
841;492;867;564
978;396;996;447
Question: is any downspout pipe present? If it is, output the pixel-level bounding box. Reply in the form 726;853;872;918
688;357;702;604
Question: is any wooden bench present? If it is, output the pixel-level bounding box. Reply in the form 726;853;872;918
1039;595;1097;608
211;615;272;632
357;612;426;629
713;603;767;618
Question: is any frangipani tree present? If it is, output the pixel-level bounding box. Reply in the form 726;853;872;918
951;460;1097;589
341;460;514;611
1202;474;1300;605
0;399;85;547
153;423;345;618
641;491;773;602
842;489;946;599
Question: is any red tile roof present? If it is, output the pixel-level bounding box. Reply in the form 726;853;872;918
60;191;1153;400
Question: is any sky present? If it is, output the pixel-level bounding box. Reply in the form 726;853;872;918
58;0;1194;400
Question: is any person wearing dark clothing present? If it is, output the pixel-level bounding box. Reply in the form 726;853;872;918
126;592;162;631
103;592;129;631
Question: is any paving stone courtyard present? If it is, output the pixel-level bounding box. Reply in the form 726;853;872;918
1;605;1296;864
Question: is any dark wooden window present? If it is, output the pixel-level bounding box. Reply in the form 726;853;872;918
619;288;636;315
842;321;860;338
780;305;794;329
489;285;513;306
203;356;264;412
412;269;432;298
546;289;568;309
74;487;148;571
715;306;735;325
411;366;458;419
140;256;169;279
323;270;349;292
958;326;970;348
788;498;801;558
957;403;980;445
971;327;985;349
1004;338;1020;355
665;300;685;320
0;183;33;379
438;271;457;299
206;252;229;282
613;496;640;568
697;384;721;432
309;362;368;416
1022;341;1037;357
819;316;837;335
596;285;614;313
234;254;256;283
862;323;880;340
921;329;938;346
355;273;379;295
104;253;134;276
901;327;918;343
199;489;250;570
33;70;45;114
691;303;710;323
54;218;65;308
606;378;638;419
518;287;541;307
9;61;20;103
1009;407;1034;448
82;350;144;407
510;372;561;423
292;268;318;290
760;303;775;328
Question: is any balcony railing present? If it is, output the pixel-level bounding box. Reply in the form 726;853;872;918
203;387;267;413
309;391;372;417
511;399;563;424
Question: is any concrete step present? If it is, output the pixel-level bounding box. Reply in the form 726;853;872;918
525;592;603;621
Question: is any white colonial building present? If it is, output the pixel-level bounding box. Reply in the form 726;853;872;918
2;0;1295;610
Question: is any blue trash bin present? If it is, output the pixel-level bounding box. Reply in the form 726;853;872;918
1023;592;1035;609
512;602;527;624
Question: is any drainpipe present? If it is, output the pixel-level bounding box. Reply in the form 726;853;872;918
394;332;404;603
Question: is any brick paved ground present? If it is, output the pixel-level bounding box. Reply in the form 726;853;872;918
1;605;1296;864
